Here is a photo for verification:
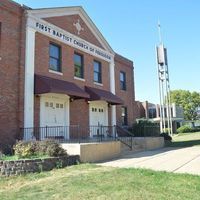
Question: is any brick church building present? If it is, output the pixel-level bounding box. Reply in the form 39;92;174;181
0;0;135;151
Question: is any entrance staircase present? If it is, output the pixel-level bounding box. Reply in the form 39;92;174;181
116;126;145;154
120;141;145;155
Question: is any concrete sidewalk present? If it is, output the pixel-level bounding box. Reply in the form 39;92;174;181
98;146;200;175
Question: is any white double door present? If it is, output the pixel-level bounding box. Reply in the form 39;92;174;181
40;94;69;139
89;101;108;137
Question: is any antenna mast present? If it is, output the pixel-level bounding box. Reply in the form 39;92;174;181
156;22;173;135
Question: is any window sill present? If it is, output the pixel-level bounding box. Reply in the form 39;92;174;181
74;76;85;82
94;82;103;86
49;70;63;76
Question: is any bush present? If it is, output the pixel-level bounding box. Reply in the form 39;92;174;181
194;128;200;132
0;143;13;155
131;120;160;137
38;140;67;157
176;125;200;134
160;133;172;141
177;125;193;133
13;141;39;158
13;140;67;159
0;135;15;155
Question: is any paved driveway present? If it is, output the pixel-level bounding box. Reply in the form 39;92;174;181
98;146;200;175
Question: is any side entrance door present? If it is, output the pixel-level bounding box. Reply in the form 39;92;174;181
40;95;69;140
89;101;108;137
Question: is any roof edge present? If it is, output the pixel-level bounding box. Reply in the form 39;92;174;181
27;6;114;54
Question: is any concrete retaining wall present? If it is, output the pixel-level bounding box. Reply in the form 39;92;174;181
133;137;164;150
62;138;164;163
0;155;79;176
62;141;121;162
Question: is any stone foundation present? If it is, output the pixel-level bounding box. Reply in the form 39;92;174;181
0;155;79;176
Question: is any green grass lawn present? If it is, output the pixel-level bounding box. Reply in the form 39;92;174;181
167;132;200;147
0;164;200;200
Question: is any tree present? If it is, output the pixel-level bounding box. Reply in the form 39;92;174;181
169;90;200;121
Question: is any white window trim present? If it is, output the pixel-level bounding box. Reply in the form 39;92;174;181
94;82;103;86
74;76;85;82
49;69;63;76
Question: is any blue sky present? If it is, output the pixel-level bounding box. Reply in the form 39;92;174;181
14;0;200;103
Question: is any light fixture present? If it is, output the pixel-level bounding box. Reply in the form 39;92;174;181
70;98;74;102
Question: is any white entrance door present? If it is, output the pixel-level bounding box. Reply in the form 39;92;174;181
40;94;69;140
44;101;65;126
89;101;108;137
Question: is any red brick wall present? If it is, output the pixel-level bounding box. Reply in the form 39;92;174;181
44;15;105;49
114;54;135;126
70;99;89;127
0;0;24;152
0;2;136;149
133;101;146;119
33;13;136;128
34;33;136;127
142;101;149;118
34;33;110;91
34;32;111;126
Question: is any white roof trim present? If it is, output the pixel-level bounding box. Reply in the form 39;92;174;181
28;6;114;54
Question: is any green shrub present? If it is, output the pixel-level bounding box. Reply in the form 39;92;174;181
0;135;15;155
177;125;193;133
131;120;160;137
194;128;200;132
13;141;38;158
13;140;67;159
38;140;67;157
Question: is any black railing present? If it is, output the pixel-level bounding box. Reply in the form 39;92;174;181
132;125;160;137
19;125;117;143
116;125;134;150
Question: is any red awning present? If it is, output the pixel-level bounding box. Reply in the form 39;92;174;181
35;74;90;99
85;86;123;105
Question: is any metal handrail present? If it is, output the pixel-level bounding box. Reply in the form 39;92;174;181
116;125;134;137
19;125;117;143
116;125;134;150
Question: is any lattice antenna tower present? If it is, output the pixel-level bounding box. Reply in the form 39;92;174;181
156;22;173;135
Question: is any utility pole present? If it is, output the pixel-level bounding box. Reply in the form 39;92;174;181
156;23;173;135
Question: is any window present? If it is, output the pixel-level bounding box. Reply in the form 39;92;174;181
49;43;61;72
93;60;102;83
50;102;53;107
74;53;84;78
148;108;157;118
56;103;60;108
121;106;128;126
120;71;126;90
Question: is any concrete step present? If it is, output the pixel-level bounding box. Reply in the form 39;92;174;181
119;137;165;156
120;143;145;155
